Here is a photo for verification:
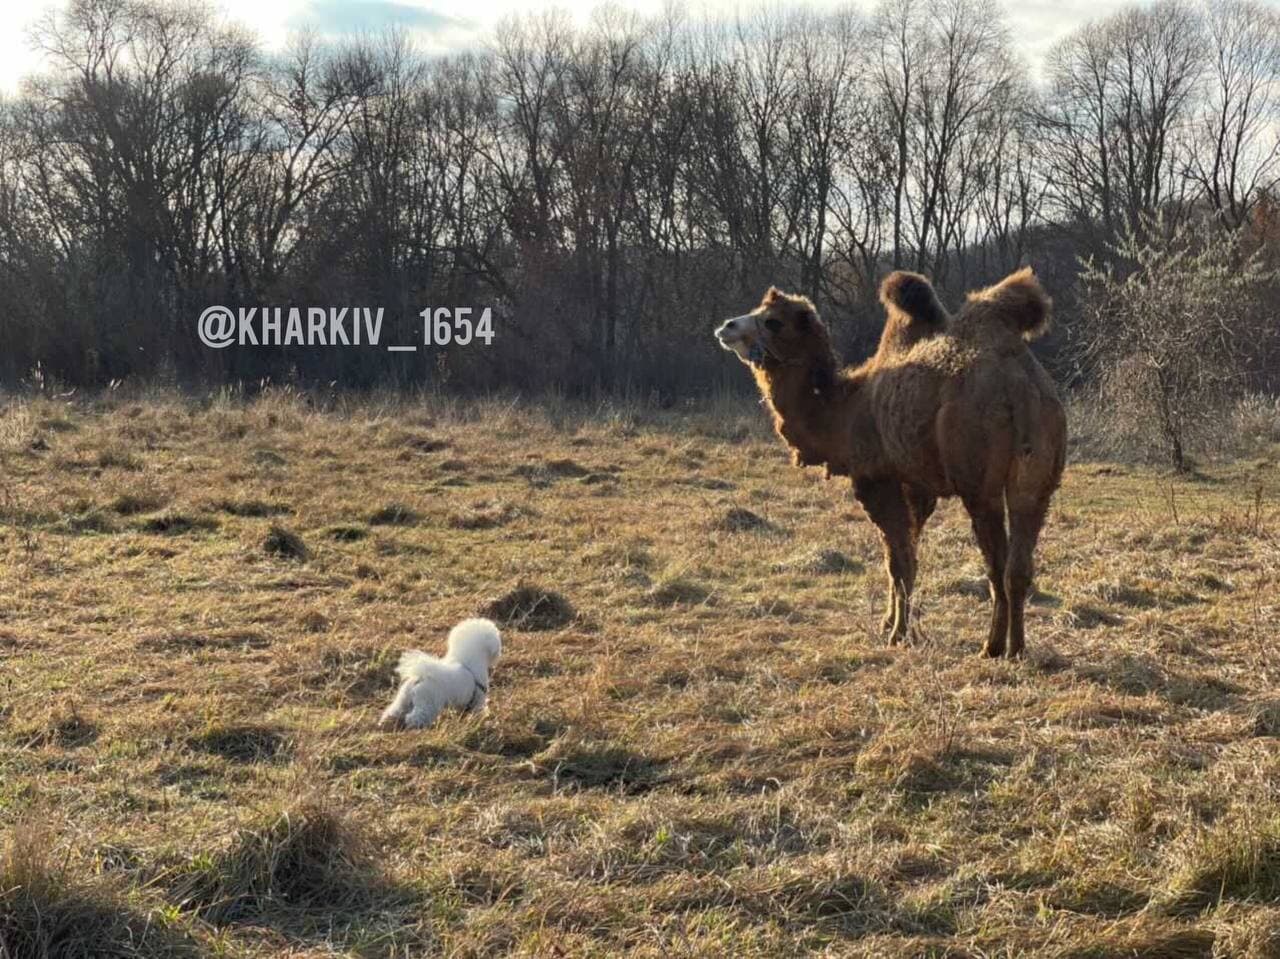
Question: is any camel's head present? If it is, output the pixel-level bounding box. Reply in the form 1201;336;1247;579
715;287;830;372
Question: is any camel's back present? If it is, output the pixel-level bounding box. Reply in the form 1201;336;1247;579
868;332;1064;498
865;337;968;490
939;340;1065;499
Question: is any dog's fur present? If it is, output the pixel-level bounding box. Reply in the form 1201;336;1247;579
378;618;502;729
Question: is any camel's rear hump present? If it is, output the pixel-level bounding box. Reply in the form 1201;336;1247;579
963;267;1051;341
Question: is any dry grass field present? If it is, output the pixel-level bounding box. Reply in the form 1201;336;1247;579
1;389;1278;958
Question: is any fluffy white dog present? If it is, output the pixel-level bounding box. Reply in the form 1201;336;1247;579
378;618;502;729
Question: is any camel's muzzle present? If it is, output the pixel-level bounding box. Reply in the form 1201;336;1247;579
716;314;758;362
715;314;752;344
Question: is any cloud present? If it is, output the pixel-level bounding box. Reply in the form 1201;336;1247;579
290;0;466;36
1005;0;1130;74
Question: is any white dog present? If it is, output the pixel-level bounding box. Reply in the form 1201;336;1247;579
378;618;502;729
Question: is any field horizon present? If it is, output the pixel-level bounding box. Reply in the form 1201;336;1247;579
1;389;1278;958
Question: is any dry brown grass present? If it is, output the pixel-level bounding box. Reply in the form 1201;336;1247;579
0;389;1278;956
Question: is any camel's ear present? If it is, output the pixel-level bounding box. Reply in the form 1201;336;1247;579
763;286;783;306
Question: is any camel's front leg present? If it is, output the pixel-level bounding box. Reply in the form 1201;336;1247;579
856;480;918;645
880;595;897;637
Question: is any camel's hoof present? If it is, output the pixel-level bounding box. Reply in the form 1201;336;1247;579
378;715;405;731
886;625;925;647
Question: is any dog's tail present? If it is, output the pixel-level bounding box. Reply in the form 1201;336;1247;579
395;649;435;682
964;266;1051;341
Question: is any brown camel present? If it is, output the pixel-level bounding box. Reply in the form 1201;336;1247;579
714;268;1066;657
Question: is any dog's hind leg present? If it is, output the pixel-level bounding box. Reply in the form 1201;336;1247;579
379;678;417;729
403;699;441;729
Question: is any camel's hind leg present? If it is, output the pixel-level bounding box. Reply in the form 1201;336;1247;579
1005;496;1051;658
964;498;1009;658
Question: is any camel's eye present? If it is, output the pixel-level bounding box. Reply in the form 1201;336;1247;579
764;318;783;334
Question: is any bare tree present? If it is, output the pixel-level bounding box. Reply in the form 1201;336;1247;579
9;0;1277;403
870;0;928;269
1187;0;1280;228
788;7;866;302
970;78;1045;279
242;31;361;294
1041;1;1204;235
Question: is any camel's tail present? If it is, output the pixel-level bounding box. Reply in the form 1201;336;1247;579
965;267;1051;341
879;271;949;333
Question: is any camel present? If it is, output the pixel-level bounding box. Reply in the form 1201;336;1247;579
714;268;1066;657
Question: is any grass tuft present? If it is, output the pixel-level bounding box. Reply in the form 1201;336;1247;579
0;822;196;958
171;795;382;924
95;446;143;471
12;704;97;749
484;584;574;630
368;503;417;526
773;547;862;575
1168;814;1280;910
1246;699;1280;738
449;500;523;530
714;507;777;533
212;498;290;518
62;508;118;534
137;512;218;535
262;524;309;561
109;490;167;515
646;575;712;607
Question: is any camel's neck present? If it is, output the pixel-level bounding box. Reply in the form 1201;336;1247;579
754;349;878;478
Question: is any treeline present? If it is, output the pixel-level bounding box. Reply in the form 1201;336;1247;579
0;0;1278;394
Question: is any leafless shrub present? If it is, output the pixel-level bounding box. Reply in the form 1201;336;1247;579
1077;215;1276;470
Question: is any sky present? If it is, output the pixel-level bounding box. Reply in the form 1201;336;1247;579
0;0;1135;94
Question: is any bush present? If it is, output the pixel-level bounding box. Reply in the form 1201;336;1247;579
1077;215;1277;470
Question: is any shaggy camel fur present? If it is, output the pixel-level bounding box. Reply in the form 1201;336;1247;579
715;269;1066;657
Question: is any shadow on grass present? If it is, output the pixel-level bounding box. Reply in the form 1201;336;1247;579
531;738;670;795
187;723;291;764
1073;655;1242;710
856;736;1016;798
